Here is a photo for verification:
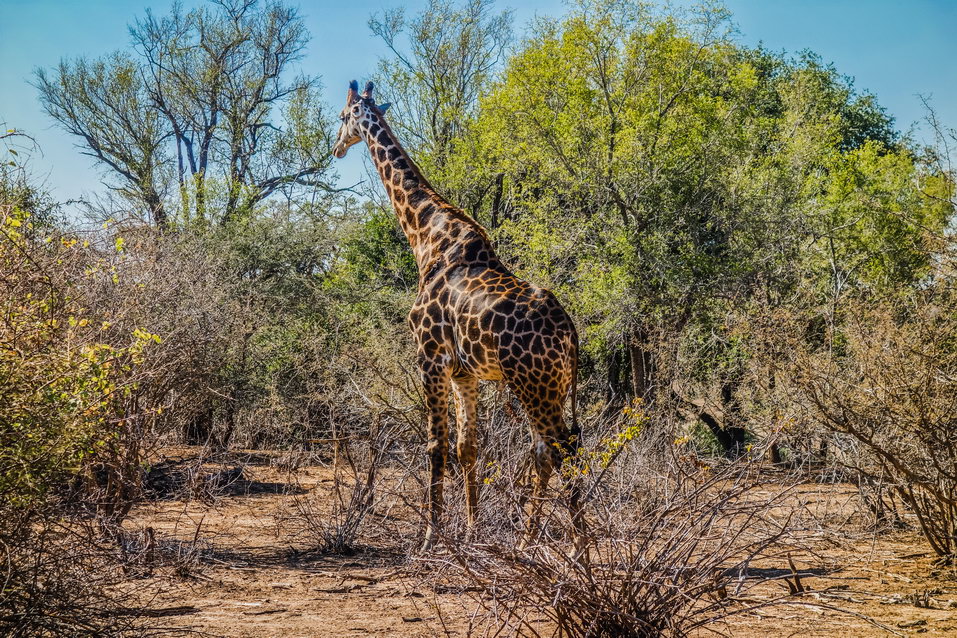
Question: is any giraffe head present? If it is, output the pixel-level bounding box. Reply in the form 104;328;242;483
332;80;390;159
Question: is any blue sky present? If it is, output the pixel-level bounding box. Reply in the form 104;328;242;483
1;0;954;210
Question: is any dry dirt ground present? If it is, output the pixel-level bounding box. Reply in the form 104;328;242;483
128;448;957;637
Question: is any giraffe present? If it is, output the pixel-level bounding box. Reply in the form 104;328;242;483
333;80;584;550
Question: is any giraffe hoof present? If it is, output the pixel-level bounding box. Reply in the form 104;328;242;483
420;530;437;552
516;535;530;552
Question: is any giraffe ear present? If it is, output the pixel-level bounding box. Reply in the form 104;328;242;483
362;81;375;99
347;79;359;103
376;102;391;114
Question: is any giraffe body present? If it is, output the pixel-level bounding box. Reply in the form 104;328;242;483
333;81;583;549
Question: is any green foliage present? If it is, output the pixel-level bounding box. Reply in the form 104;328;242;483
405;0;948;389
807;140;951;296
0;207;157;507
440;3;767;377
337;203;418;289
14;0;957;481
687;419;724;457
365;0;953;453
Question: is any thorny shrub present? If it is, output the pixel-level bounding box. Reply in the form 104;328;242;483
414;402;813;638
792;284;957;561
0;507;160;637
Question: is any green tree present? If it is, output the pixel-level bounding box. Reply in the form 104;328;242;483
436;0;949;452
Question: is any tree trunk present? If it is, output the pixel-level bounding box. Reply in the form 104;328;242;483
628;326;656;403
602;344;630;418
698;410;739;456
194;170;207;223
143;186;168;229
717;375;748;457
184;406;215;446
490;172;504;230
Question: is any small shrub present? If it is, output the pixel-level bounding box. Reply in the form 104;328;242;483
286;427;389;555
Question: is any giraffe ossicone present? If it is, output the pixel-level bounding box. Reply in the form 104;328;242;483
333;80;585;551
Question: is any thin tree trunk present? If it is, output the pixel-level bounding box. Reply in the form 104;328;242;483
628;326;656;403
490;172;504;230
718;375;748;457
194;170;207;223
144;186;168;229
175;132;189;223
601;345;630;419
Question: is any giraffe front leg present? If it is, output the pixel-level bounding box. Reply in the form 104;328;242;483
420;359;451;552
521;430;588;555
514;399;582;552
452;375;479;531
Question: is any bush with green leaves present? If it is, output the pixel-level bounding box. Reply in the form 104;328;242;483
0;206;161;510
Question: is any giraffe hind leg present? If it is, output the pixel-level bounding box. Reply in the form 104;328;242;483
518;400;588;553
513;397;563;547
452;374;479;530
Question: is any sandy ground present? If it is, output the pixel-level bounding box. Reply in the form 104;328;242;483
127;449;957;637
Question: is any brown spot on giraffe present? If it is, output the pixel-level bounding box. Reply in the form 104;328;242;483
333;80;584;550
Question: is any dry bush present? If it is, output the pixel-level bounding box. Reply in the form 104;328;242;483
106;205;415;453
284;421;395;555
0;507;160;637
117;518;214;580
142;450;249;503
787;286;957;561
408;404;816;638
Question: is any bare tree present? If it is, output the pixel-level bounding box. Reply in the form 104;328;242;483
369;0;512;183
36;0;336;227
34;54;171;226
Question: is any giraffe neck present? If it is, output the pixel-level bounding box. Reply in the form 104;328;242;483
359;112;496;279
